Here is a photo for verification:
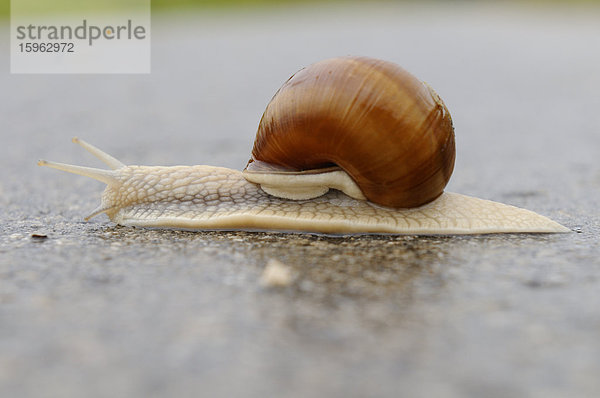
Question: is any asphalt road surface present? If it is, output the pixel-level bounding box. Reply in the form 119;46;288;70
1;3;599;397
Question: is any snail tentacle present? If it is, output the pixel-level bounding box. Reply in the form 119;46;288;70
71;137;126;170
37;159;119;186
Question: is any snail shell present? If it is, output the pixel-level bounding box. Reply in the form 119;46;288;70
244;56;455;208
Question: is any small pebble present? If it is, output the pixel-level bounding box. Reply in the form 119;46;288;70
260;259;294;287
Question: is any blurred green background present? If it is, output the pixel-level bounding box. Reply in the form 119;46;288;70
3;0;341;18
2;0;599;19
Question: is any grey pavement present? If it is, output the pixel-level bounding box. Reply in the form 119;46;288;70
1;3;600;397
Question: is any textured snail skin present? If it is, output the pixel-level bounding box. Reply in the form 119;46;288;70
37;139;568;235
249;56;455;208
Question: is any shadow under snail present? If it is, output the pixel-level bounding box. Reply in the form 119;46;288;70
38;56;568;235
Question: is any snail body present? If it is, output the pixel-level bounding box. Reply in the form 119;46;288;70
38;57;568;235
37;150;566;234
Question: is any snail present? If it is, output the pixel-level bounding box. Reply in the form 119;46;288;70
38;56;568;235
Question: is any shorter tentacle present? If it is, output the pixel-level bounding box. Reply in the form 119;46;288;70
84;204;116;221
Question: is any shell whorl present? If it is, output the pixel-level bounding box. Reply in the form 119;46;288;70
247;56;456;208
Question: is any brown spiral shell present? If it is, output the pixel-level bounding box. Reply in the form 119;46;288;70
247;56;455;208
